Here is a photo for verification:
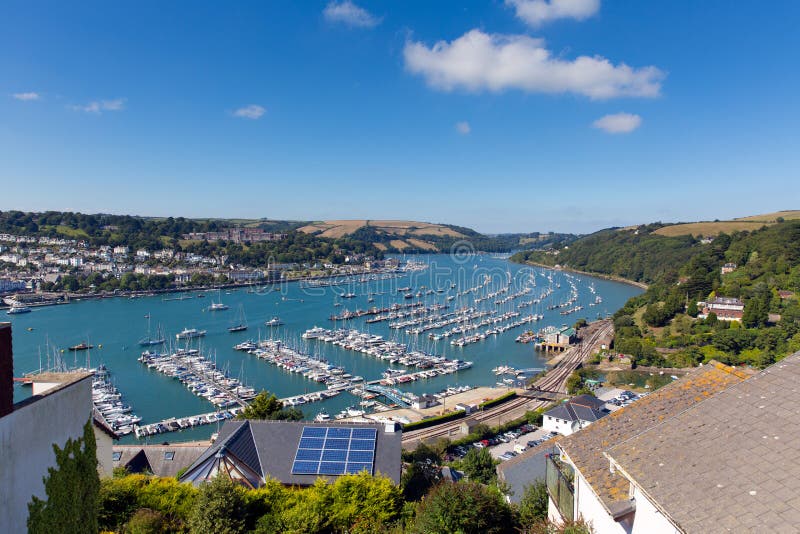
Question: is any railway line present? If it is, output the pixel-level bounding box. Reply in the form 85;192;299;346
401;319;613;448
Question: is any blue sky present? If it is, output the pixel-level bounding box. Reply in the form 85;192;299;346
1;0;799;234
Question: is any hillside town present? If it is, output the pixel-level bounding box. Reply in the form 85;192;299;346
0;230;397;301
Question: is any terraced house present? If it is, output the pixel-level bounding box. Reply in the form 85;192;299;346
545;355;800;532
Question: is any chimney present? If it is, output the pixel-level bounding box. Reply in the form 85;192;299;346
0;322;12;417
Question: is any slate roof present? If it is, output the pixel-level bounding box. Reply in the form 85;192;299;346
606;351;800;533
180;420;402;486
113;444;207;478
497;436;562;503
556;361;751;516
545;395;607;423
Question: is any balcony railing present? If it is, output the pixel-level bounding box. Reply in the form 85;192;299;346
546;451;575;522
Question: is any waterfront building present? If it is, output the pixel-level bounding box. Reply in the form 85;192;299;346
541;394;608;436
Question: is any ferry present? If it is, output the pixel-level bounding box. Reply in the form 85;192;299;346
6;305;31;315
176;328;207;340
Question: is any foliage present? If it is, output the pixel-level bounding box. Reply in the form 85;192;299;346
98;475;197;532
28;419;100;534
460;447;498;485
100;472;402;534
188;475;247;534
236;390;303;421
517;480;549;529
478;391;517;409
532;220;800;369
124;508;167;534
412;481;516;534
402;410;466;431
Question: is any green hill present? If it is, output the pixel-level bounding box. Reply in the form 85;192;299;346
514;219;800;369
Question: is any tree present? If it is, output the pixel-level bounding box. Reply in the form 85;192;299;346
28;419;100;534
189;475;246;534
460;447;498;485
412;481;516;534
517;480;549;529
236;391;303;421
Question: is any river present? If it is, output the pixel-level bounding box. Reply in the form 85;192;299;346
5;254;642;442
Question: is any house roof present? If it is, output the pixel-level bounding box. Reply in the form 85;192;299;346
544;395;607;424
606;351;800;533
180;420;402;486
556;361;751;517
497;436;562;503
113;444;207;478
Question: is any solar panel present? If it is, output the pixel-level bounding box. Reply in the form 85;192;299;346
345;462;373;474
299;437;325;449
322;449;347;462
347;450;374;463
319;462;346;475
352;428;377;440
292;461;319;474
327;427;352;439
325;438;350;450
349;439;374;450
302;427;327;438
292;426;378;476
295;448;322;461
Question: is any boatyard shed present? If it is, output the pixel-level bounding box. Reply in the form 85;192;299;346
180;420;402;487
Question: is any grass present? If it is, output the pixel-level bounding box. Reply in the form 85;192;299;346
298;219;465;240
653;221;770;237
734;210;800;222
51;225;89;238
652;210;799;237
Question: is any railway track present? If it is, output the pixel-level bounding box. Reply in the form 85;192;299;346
402;320;613;447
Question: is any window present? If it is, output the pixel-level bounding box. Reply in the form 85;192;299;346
164;451;175;461
112;451;122;462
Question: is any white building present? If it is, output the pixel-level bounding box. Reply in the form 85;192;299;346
545;361;754;533
541;394;608;436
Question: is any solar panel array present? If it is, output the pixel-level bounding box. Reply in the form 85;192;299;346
291;426;377;476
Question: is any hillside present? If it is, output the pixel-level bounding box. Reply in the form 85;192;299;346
514;217;800;370
299;219;574;253
651;210;800;237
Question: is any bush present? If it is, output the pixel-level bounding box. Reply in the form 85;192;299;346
412;482;516;534
478;391;517;409
124;508;166;534
188;476;247;534
403;410;466;432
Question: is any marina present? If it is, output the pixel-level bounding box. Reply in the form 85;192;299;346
7;254;642;442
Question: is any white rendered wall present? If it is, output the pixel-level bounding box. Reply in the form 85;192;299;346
0;378;91;533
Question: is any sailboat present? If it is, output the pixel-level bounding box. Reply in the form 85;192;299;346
228;304;248;333
138;316;166;346
208;289;229;311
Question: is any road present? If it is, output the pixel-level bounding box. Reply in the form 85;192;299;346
401;319;613;449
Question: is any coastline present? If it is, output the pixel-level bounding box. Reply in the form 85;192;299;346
515;260;649;290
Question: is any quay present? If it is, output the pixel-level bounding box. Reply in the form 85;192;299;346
139;349;256;408
134;407;242;439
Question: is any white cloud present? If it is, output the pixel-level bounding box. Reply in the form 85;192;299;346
12;92;40;101
233;104;266;119
323;0;380;28
404;29;664;99
592;112;642;133
507;0;600;27
70;98;126;113
455;121;471;135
